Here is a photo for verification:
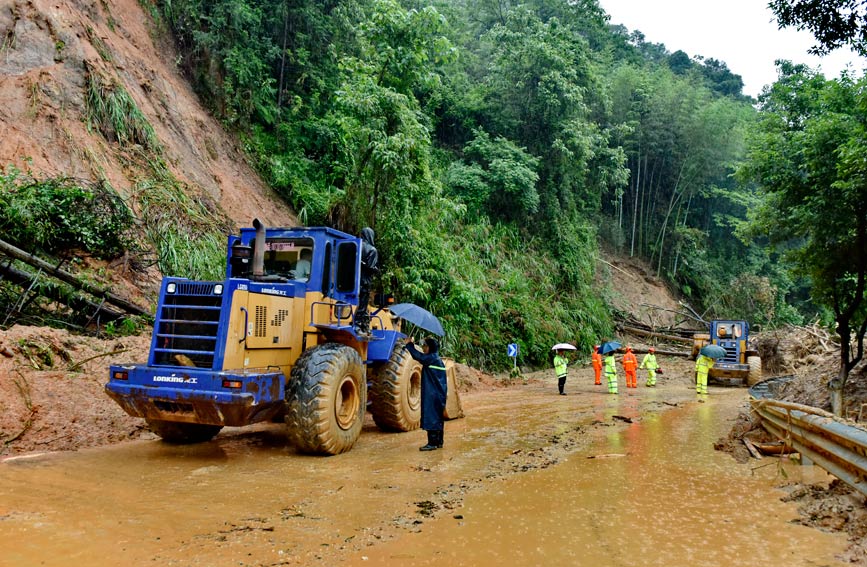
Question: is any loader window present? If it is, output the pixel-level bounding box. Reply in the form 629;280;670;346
319;242;332;296
732;324;742;338
335;241;358;293
262;238;313;279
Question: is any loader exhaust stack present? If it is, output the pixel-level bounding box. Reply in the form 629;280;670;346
252;218;266;278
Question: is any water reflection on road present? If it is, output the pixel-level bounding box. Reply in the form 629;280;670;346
347;391;846;567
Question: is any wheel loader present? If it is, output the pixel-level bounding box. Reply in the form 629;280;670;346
106;219;429;455
691;319;762;386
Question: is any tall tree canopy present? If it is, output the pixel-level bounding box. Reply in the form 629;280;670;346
770;0;867;55
738;61;867;414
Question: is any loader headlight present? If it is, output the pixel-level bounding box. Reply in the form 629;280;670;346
213;284;223;295
166;282;177;294
112;370;129;380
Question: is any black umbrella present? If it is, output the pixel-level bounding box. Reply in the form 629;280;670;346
389;303;445;336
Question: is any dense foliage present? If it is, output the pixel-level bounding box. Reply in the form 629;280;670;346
141;0;797;368
738;62;867;413
770;0;867;56
0;167;134;258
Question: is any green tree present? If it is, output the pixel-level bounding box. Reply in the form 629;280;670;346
480;8;624;220
770;0;867;55
327;0;453;240
446;129;540;221
165;0;279;125
738;62;867;415
668;50;692;74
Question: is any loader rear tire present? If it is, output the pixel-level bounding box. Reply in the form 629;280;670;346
145;420;223;444
747;356;763;386
369;342;422;432
286;343;366;455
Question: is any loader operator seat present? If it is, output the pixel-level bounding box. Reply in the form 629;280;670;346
260;238;314;282
290;248;312;282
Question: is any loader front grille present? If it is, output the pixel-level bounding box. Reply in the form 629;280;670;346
153;282;223;369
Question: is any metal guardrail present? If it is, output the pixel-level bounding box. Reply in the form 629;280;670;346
750;395;867;498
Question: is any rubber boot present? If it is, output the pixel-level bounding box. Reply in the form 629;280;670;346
419;430;438;451
434;430;443;448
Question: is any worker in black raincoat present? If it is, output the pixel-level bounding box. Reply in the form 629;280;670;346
404;337;448;451
355;227;379;334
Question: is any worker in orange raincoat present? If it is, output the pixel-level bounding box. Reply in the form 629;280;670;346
622;346;638;388
592;345;602;385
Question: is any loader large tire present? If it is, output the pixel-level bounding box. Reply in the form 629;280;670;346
368;343;422;432
286;343;366;455
145;419;223;444
747;356;763;386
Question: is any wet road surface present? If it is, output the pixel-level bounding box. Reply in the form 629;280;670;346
345;391;845;566
0;368;848;566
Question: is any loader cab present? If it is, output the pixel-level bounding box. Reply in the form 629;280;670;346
227;226;362;305
710;320;749;364
715;322;743;340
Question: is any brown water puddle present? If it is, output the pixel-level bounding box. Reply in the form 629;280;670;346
0;379;847;566
345;393;847;567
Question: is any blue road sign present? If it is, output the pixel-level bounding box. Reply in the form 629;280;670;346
507;343;519;358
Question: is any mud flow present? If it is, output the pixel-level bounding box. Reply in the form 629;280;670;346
346;389;846;566
0;379;847;566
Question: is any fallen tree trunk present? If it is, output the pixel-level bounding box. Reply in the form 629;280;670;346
0;238;148;316
629;347;690;357
617;324;695;344
0;262;125;323
753;441;798;455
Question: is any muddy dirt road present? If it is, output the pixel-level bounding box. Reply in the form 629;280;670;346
0;365;847;566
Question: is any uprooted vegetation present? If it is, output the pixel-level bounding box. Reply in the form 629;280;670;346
754;324;867;415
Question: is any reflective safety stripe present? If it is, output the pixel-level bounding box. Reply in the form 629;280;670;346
430;365;447;371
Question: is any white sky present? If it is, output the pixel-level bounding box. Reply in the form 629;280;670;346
598;0;867;98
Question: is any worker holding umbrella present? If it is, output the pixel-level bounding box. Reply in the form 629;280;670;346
696;344;725;396
390;303;447;450
405;336;448;451
551;343;575;395
599;341;621;394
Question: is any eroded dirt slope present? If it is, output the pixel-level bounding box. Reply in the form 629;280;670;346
0;0;294;228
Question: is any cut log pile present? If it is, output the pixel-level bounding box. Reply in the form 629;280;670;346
615;310;704;357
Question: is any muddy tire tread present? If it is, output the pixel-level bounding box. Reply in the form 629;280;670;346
747;355;763;386
285;343;365;455
368;343;421;432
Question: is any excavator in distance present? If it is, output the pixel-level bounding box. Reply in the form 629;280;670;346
107;219;425;455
